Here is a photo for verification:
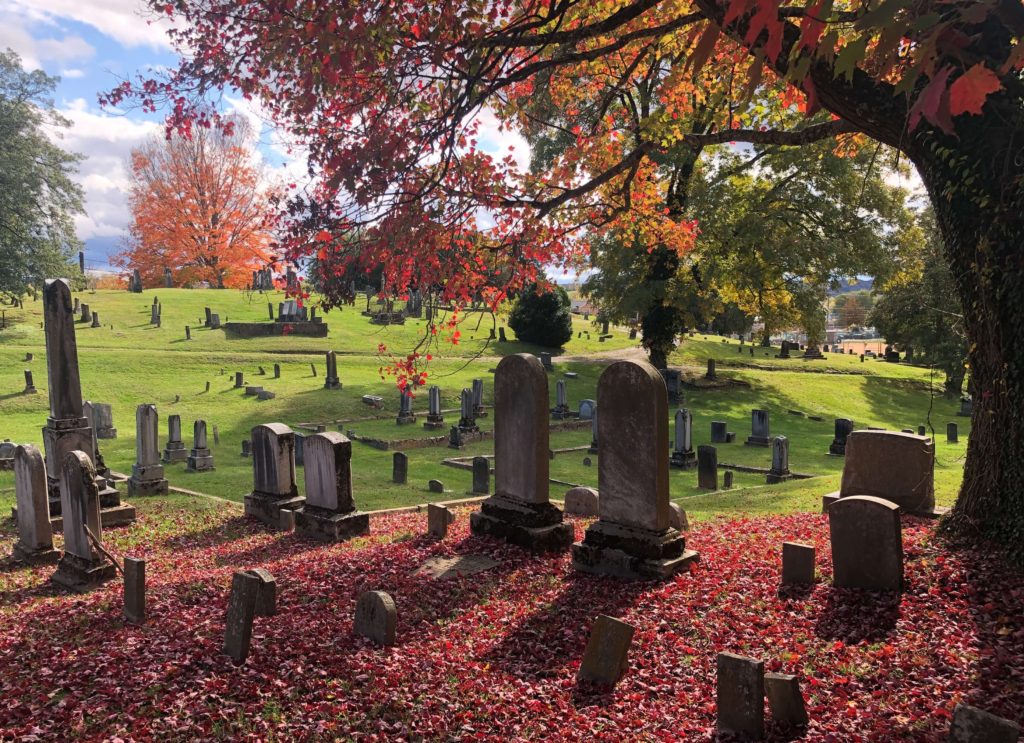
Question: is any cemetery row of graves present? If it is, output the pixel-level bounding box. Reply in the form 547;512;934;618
0;283;1019;740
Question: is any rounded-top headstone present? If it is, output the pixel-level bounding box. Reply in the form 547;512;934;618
564;486;599;517
354;590;397;646
828;495;903;591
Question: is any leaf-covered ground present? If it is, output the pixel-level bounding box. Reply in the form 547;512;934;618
1;498;1022;741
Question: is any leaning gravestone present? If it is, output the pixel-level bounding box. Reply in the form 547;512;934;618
12;444;59;564
127;404;169;496
294;432;369;542
572;360;698;578
829;495;903;591
223;571;261;665
577;615;635;687
124;557;146;625
52;451;117;592
244;423;305;526
354;590;397;646
23;369;37;394
745;409;771;446
765;673;809;727
162;414;187;463
717;652;765;740
470;354;573;551
782;542;815;585
186;420;215;472
244;568;277;617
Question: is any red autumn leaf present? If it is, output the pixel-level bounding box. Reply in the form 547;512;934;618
949;63;1002;117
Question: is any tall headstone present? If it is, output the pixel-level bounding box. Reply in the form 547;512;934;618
244;423;305;526
472;456;490;494
766;436;793;484
79;302;90;323
572;360;698;578
12;444;59;564
424;385;444;429
396;389;416;424
588;406;599;452
745;409;771;446
162;413;188;463
829;495;903;591
706;358;716;379
670;408;696;468
294;432;369;541
551;379;571;419
458;388;478;432
51;451;117;592
828;418;854;456
470;354;573;551
91;311;100;328
130;268;142;293
392;451;408;484
163;267;173;288
150;304;160;325
697;445;718;490
324;351;342;389
127;404;169;496
124;557;146;625
717;653;765;739
186;419;215;472
472;378;486;417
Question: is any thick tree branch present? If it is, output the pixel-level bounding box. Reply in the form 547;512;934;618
683;119;858;148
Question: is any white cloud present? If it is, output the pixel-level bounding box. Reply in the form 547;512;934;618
59;68;87;78
0;12;95;70
7;0;173;50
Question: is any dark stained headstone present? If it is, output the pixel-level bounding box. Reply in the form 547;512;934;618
697;445;718;490
947;422;959;443
829;495;903;591
324;351;341;389
392;451;408;484
745;409;770;446
428;479;445;493
765;672;809;728
354;590;397;646
23;369;36;394
723;470;734;488
829;418;854;456
244;423;304;526
124;557;146;625
52;451;116;591
223;571;261;664
471;456;490;494
711;420;728;444
717;652;765;740
577;615;635;687
243;568;277;617
781;542;815;585
427;503;452;538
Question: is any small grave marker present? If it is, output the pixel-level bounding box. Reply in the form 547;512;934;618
577;615;635;687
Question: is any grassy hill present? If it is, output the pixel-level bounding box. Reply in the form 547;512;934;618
0;287;967;518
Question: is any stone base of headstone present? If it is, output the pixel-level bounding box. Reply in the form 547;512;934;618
51;552;117;593
12;542;61;565
827;440;846;456
423;414;445;430
572;521;698;580
550;404;572;420
162;443;188;463
95;426;117;439
458;420;480;434
244;492;307;528
324;378;342;390
395;413;416;425
669;450;697;469
470;494;574;552
127;464;169;496
744;435;771;447
765;469;795;484
186;449;215;472
821;491;950;519
294;506;369;542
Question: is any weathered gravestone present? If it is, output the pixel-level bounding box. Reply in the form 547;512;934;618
324;351;342;389
588;406;599;452
88;402;117;439
244;568;277;616
428;479;445;493
670;408;696;469
471;456;490;494
223;571;261;665
234;372;244;388
829;495;903;591
723;470;734;488
470;354;574;551
294;432;369;542
392;451;408;484
128;404;169;496
79;302;90;323
717;652;765;740
745;409;771;446
539;352;553;371
458;388;478;432
472;378;486;417
957;396;973;418
244;423;305;526
12;444;59;564
186;419;215;472
765;672;809;728
823;430;941;517
124;557;146;625
781;542;815;585
697;445;718;490
578;399;596;420
427;503;453;538
572;360;698;578
947;422;959;443
564;486;599;517
948;703;1021;743
711;420;728;444
52;451;117;592
577;615;635;687
766;436;794;484
23;369;37;394
829;418;854;456
162;414;188;463
396;390;416;424
424;385;444;429
706;358;717;379
354;590;397;646
551;379;571;419
91;311;100;328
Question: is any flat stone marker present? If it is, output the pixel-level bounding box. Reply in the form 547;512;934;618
717;652;765;740
223;571;261;665
948;703;1021;742
414;554;499;580
829;495;903;591
427;503;453;538
354;590;397;646
781;542;815;585
564;486;599;517
244;568;277;617
577;615;635;687
765;672;809;727
124;557;146;625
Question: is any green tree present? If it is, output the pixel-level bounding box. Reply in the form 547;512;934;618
508;283;573;349
0;50;84;300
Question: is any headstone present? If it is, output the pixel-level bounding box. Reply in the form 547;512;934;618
697;445;718;490
186;419;215;472
659;368;682;404
162;414;188;463
428;479;445;493
670;408;696;468
163;267;173;288
354;590;397;646
578;399;596;420
716;652;765;740
829;495;903;591
564;486;599;516
539;352;553;371
588;406;599;452
241;439;252;457
711;420;728;444
781;542;815;585
223;571;261;665
52;451;117;591
12;444;58;564
947;422;959;443
131;268;143;293
706;358;716;379
128;404;169;496
423;385;444;429
23;369;37;394
668;502;688;531
745;409;771;446
244;423;305;526
552;379;571;419
766;436;793;484
396;389;416;424
573;360;697;578
427;503;452;538
448;425;465;449
234;372;244;388
293;432;305;466
498;326;507;342
723;469;734;488
324;351;342;389
91;311;100;328
294;432;369;541
948;703;1021;742
124;557;146;625
185;325;191;340
458;388;478;432
471;354;573;551
471;456;490;494
829;418;854;456
472;378;486;417
392;451;408;484
150;304;160;325
957;397;973;417
273;363;281;379
577;615;635;687
765;673;809;727
243;568;278;616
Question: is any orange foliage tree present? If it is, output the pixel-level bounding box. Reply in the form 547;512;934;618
116;118;274;289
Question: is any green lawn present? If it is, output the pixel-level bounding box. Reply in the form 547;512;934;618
0;288;967;519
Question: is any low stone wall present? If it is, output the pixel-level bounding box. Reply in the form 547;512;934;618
223;321;329;338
